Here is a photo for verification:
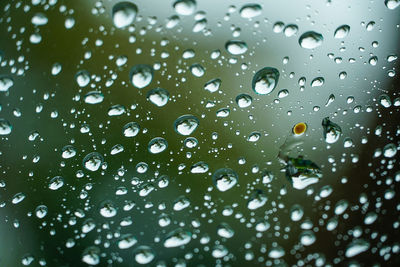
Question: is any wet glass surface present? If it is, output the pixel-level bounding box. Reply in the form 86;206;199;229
0;0;400;266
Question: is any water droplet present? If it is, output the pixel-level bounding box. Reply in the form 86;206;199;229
75;70;90;87
48;176;64;190
82;152;104;171
383;143;397;158
283;24;298;37
173;196;191;211
278;89;289;98
12;192;26;204
369;56;378;66
190;63;205;77
82;246;100;265
212;245;228;258
173;0;197;16
173;115;199;136
239;4;262;19
130;64;153;89
247;131;261;142
51;63;62;76
84;91;104;104
252;67;280;95
225;40;248;55
247;189;268;210
164;228;192;248
236;93;252;108
290;204;304;221
299;31;323;49
204;78;221;93
217;222;234;238
0;119;12;135
112;2;138;28
190;161;209;173
123;122;140;137
379;94;392;108
147;87;169;107
31;13;48;26
300;230;316;246
166;15;180;29
311;77;324;87
335;199;349;215
216;108;230;118
268;247;285;258
273;21;285;33
99;200;117;218
345;239;370;257
193;18;207;32
0;76;14;92
148;137;168;154
108;104;126;116
385;0;400;9
334;24;350;38
118;234;137;249
322;117;342;144
212;168;238;192
184;137;198;148
35;204;48;218
286;156;323;190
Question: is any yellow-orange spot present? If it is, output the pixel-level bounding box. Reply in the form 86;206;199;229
293;122;307;136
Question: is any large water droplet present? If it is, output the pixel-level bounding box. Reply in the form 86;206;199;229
204;78;221;93
212;168;238;192
112;2;138;28
190;63;205;77
0;119;12;135
286;156;323;190
322;117;342;144
35;205;48;218
84;91;104;104
75;70;90;87
118;234;137;249
190;161;209;173
147;87;169;107
173;0;197;15
236;93;252;108
123;122;140;137
334;24;350;38
0;76;14;92
48;176;64;190
164;228;192;248
225;40;248;55
82;152;104;172
383;143;397;158
82;246;100;265
130;64;153;89
148;137;168;154
134;246;155;264
173;115;199;136
99;200;117;218
299;31;323;49
252;67;280;95
247;189;268;210
31;13;48;26
385;0;400;9
217;223;235;238
345;239;370;257
239;4;262;19
311;77;324;87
